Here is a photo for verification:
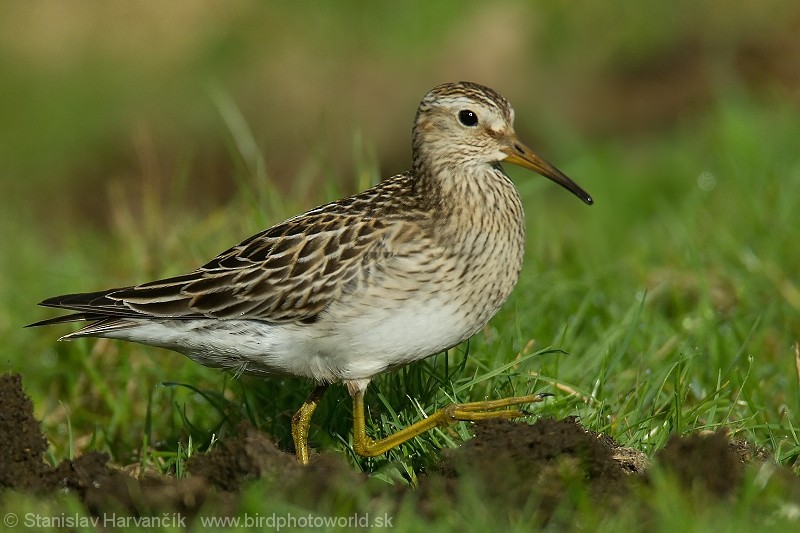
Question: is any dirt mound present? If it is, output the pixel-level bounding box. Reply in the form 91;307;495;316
187;421;375;509
654;431;742;498
416;417;644;524
0;373;51;493
0;373;214;516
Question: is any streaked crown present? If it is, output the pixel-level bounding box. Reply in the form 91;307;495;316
412;81;519;172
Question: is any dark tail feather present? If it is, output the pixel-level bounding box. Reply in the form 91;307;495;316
31;283;201;330
28;288;132;329
38;289;127;310
26;312;107;328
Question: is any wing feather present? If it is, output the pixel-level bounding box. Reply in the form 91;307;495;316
31;172;430;327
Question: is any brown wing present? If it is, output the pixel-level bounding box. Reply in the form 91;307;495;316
112;211;400;322
32;172;428;326
31;213;396;325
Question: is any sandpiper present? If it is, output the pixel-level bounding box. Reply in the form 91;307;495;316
30;81;592;464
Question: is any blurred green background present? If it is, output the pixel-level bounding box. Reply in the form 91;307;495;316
1;0;799;466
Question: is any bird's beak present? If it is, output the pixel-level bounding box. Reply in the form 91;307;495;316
502;136;593;205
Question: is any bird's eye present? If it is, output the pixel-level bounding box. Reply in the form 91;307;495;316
458;110;478;127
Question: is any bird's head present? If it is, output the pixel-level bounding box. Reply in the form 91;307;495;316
413;81;592;205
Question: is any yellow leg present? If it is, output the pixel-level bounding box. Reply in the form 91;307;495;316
351;390;547;457
291;384;329;465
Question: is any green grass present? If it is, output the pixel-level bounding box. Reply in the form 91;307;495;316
2;88;799;529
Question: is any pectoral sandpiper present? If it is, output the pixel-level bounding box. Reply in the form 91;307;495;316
30;81;592;464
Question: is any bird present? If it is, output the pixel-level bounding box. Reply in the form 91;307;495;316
29;81;592;464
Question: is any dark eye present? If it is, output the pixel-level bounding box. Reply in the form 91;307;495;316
458;110;478;127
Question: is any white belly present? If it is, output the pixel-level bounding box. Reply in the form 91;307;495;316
104;295;475;383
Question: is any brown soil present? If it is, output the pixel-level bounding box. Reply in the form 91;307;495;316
0;372;787;524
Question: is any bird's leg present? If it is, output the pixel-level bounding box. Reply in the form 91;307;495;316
351;388;548;457
291;384;329;465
